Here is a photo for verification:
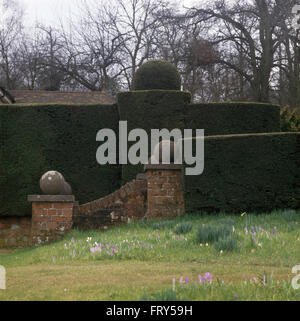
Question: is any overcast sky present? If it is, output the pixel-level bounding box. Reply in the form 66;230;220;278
20;0;199;28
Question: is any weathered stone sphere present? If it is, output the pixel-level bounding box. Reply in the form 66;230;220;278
39;171;65;195
153;140;175;163
60;181;72;195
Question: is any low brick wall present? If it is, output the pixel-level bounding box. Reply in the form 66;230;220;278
145;165;185;218
0;216;32;248
29;195;75;245
73;174;147;230
0;165;185;247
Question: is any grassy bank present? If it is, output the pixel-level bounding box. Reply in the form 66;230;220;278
0;210;300;300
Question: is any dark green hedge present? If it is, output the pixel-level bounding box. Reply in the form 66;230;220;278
117;90;191;182
132;60;181;91
185;102;280;136
0;103;121;217
184;132;300;213
0;92;287;217
118;93;280;183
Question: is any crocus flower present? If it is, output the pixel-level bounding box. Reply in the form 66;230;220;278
198;274;205;283
252;277;258;282
234;294;238;300
185;277;189;284
204;272;212;282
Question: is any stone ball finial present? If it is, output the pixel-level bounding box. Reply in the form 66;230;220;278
60;181;72;195
152;140;175;164
39;171;66;195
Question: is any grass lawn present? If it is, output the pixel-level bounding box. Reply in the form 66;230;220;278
0;209;300;301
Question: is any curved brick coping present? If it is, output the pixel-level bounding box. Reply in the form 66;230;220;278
144;164;182;171
28;195;75;202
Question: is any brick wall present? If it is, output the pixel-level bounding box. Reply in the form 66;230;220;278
0;167;185;247
145;165;185;218
29;195;75;245
0;216;31;248
73;174;147;230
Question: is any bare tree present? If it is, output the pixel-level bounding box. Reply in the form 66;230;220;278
188;0;296;103
0;0;24;89
108;0;164;89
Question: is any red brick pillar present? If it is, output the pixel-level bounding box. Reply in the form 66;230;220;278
28;195;75;245
144;164;185;219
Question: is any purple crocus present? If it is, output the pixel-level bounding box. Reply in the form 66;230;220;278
90;246;101;254
204;272;213;282
198;274;205;283
185;277;189;284
234;294;239;300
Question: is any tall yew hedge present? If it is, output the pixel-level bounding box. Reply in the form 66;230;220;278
0;104;121;217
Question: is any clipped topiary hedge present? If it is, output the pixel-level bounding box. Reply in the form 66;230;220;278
132;60;181;91
117;90;191;182
0;103;121;217
184;132;300;213
185;102;280;135
0;93;287;217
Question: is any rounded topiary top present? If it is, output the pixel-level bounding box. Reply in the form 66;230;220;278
132;60;181;91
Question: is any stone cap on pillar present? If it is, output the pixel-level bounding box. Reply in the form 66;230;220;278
144;164;182;171
28;195;75;203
